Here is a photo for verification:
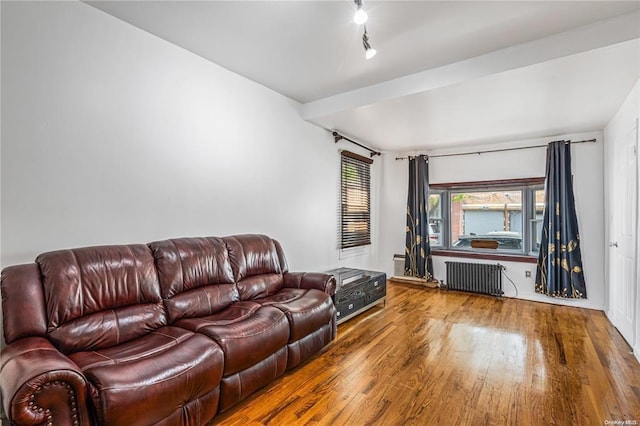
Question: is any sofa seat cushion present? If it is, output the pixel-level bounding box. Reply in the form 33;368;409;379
69;326;224;426
175;301;289;376
255;289;336;342
254;287;306;304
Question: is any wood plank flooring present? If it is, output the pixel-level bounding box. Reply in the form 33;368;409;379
215;282;640;425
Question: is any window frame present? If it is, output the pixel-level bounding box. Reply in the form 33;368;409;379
340;150;372;249
429;178;545;258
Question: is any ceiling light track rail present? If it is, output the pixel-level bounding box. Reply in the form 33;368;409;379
333;131;381;158
394;138;596;160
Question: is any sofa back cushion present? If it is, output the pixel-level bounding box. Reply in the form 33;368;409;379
149;237;238;322
223;235;287;300
36;245;166;354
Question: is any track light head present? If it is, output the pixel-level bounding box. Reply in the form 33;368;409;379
353;0;368;25
362;29;377;59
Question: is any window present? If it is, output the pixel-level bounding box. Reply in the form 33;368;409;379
429;178;544;255
531;189;545;252
428;192;443;246
341;151;372;248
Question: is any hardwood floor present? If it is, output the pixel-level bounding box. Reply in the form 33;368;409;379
215;282;640;425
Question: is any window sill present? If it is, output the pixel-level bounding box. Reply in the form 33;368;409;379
431;249;538;264
339;245;371;259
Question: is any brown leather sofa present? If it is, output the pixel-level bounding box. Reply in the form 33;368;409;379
1;234;337;425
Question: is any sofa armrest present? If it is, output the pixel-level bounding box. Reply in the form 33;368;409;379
283;272;336;296
1;337;91;426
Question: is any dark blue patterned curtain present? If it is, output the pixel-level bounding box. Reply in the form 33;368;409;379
405;155;433;279
535;141;587;299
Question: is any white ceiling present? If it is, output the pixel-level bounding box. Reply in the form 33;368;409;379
87;1;640;152
316;39;640;150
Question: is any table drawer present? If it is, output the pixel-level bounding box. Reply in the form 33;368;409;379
335;286;365;304
335;296;365;320
364;282;386;305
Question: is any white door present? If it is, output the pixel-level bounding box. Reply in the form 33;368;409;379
609;121;638;346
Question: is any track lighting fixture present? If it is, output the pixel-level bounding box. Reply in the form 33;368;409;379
350;0;377;59
353;0;368;25
362;27;377;59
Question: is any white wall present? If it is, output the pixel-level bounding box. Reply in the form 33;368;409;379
604;78;639;358
378;131;605;311
0;1;381;273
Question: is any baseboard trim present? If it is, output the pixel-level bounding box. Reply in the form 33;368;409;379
390;276;438;288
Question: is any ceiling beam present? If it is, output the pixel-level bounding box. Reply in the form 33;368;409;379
301;11;640;122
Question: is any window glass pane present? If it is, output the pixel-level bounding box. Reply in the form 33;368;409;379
450;190;523;250
428;193;442;246
531;189;545;252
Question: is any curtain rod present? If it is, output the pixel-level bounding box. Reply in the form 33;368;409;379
394;138;597;160
332;131;381;158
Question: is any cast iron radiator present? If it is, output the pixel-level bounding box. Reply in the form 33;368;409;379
444;261;504;297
